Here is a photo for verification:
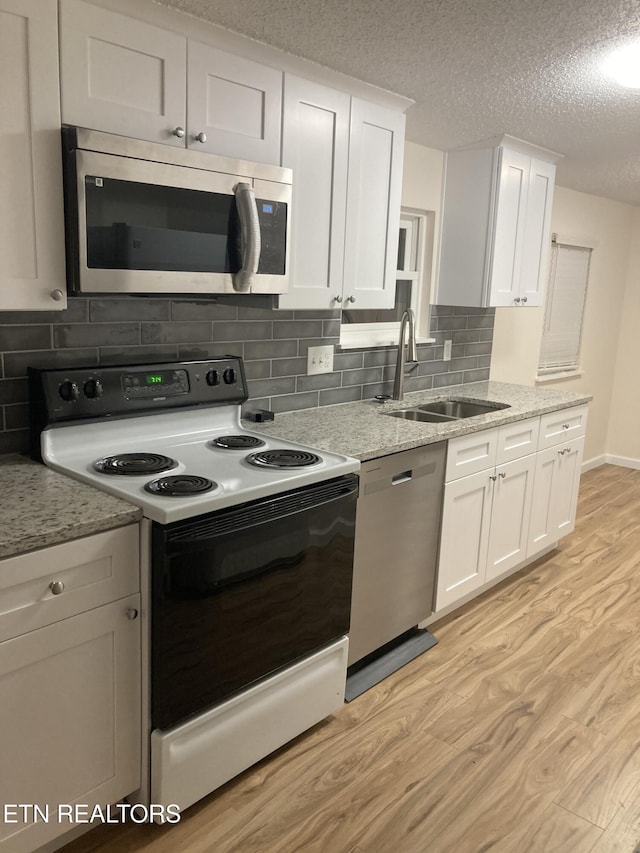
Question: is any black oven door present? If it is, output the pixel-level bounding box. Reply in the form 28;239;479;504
151;474;357;731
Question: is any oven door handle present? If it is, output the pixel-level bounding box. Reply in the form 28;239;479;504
232;182;261;292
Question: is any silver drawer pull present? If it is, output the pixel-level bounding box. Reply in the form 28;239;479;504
126;608;139;620
499;471;506;478
562;423;570;430
490;474;497;481
49;580;65;595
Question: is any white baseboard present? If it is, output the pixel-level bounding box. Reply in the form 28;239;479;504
603;454;640;470
582;455;606;472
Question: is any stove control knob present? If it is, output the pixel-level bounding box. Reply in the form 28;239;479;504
223;368;236;385
84;379;104;399
59;381;80;402
206;369;220;386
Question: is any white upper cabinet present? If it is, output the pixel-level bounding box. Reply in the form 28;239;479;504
279;76;350;310
0;0;66;310
343;99;405;310
436;136;560;308
59;0;188;147
59;1;283;163
187;42;282;163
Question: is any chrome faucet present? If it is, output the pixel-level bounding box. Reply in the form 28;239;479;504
392;309;418;400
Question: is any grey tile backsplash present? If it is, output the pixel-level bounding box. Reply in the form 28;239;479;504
0;300;494;455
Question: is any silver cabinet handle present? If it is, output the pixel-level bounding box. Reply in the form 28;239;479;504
499;471;506;478
49;581;65;595
490;474;497;481
346;295;356;304
514;297;521;304
562;423;570;430
334;295;343;304
126;608;139;620
172;126;185;138
522;296;528;303
233;183;261;292
194;132;207;143
50;289;65;302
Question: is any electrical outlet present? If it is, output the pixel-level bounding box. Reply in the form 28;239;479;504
443;339;452;361
307;345;334;375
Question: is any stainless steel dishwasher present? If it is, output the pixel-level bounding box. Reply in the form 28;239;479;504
348;442;446;667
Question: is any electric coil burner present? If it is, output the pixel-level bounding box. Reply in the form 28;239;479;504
145;475;216;497
94;452;178;476
210;435;266;450
29;357;360;819
246;449;322;468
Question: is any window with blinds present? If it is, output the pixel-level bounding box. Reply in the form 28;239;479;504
538;239;592;375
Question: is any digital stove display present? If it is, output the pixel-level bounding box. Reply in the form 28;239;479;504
122;368;189;399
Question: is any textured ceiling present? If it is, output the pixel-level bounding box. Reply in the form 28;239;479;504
157;0;640;206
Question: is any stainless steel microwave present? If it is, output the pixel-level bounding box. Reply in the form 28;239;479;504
62;126;292;296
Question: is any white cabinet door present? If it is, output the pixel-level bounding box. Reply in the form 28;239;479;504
528;435;584;557
59;0;187;146
486;455;535;581
436;469;493;610
279;76;350;310
343;99;405;310
519;158;555;306
489;148;530;307
0;0;66;310
0;594;141;853
187;42;282;163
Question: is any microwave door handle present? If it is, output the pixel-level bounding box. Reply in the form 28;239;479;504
233;182;261;292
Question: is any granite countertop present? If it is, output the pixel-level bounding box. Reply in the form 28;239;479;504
0;456;142;560
246;381;592;462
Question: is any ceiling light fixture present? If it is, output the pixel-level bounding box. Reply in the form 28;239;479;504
602;41;640;88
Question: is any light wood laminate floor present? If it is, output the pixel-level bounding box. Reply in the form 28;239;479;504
63;464;640;853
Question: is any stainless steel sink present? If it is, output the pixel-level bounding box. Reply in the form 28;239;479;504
384;398;510;423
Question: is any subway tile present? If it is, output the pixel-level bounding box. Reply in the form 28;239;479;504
244;340;297;360
142;322;212;345
271;357;307;377
418;360;449;376
478;329;494;342
463;367;491;383
465;341;493;357
0;378;29;405
451;344;467;359
433;371;465;388
4;403;29;430
273;320;323;340
237;305;289;320
477;355;491;369
362;350;394;368
433;315;468;332
171;300;237;321
55;323;139;348
361;381;394;399
270;391;319;413
449;356;479;373
99;345;179;365
0;428;29;455
430;304;456;317
334;352;365;371
322;320;341;338
3;349;99;378
296;373;341;393
90;298;170;322
293;310;339;321
450;329;484;345
341;367;383;387
213;321;272;342
466;313;496;329
319;386;362;406
298;338;339;356
179;343;244;359
246;377;296;398
0;326;51;351
404;375;435;393
243;360;271;380
453;306;487;316
0;298;88;325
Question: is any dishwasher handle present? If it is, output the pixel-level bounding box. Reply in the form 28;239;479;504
392;470;412;485
363;460;437;496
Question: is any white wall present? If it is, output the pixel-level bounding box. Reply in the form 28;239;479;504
606;206;640;463
490;185;634;465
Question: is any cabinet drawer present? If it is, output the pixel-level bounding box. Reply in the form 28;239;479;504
538;405;588;450
445;428;498;482
496;417;540;464
0;525;139;642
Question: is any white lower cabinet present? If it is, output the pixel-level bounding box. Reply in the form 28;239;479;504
436;454;535;610
435;406;587;613
0;526;141;853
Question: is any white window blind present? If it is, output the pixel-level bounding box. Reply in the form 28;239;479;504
538;240;592;374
